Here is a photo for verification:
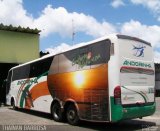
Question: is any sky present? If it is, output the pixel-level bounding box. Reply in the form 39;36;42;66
1;0;160;62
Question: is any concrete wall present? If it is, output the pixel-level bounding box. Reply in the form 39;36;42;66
0;30;39;63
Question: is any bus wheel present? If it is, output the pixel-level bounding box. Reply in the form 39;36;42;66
52;103;63;122
11;99;16;110
66;104;79;125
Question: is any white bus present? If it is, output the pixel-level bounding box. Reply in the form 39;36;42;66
6;34;155;125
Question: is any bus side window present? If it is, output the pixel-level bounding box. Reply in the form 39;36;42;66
59;49;78;73
76;46;91;70
30;61;45;78
90;40;111;68
30;63;38;78
48;55;59;75
29;56;53;77
12;65;30;81
41;56;53;75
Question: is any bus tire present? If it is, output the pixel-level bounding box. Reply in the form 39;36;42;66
11;98;16;110
66;104;79;125
51;103;63;122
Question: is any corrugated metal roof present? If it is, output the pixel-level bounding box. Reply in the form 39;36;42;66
0;23;40;34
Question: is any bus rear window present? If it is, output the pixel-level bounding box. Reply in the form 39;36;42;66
120;66;154;75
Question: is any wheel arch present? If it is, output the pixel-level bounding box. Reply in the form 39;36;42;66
11;96;16;106
63;99;80;117
50;98;80;118
50;98;61;114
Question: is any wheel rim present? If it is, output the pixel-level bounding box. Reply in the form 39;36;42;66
53;106;60;119
68;110;76;121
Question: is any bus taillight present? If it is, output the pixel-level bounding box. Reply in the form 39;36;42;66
114;86;121;105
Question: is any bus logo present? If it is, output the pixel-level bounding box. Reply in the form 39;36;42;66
133;44;146;57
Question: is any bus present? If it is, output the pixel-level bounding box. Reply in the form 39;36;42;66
155;63;160;97
6;34;155;125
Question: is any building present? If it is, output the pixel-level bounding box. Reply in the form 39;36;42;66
0;24;40;104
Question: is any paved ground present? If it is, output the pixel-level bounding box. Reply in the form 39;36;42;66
0;97;160;131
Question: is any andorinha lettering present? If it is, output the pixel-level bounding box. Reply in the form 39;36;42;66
123;60;151;68
17;78;38;85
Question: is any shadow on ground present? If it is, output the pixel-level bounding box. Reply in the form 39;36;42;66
9;107;53;120
78;120;156;131
9;107;157;131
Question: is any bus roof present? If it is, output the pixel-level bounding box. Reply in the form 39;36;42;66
117;34;151;46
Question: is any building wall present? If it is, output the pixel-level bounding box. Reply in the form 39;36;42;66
0;30;39;64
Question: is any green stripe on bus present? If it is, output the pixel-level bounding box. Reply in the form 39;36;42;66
110;97;156;122
110;97;123;121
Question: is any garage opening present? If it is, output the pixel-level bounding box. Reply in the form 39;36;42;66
0;63;18;105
